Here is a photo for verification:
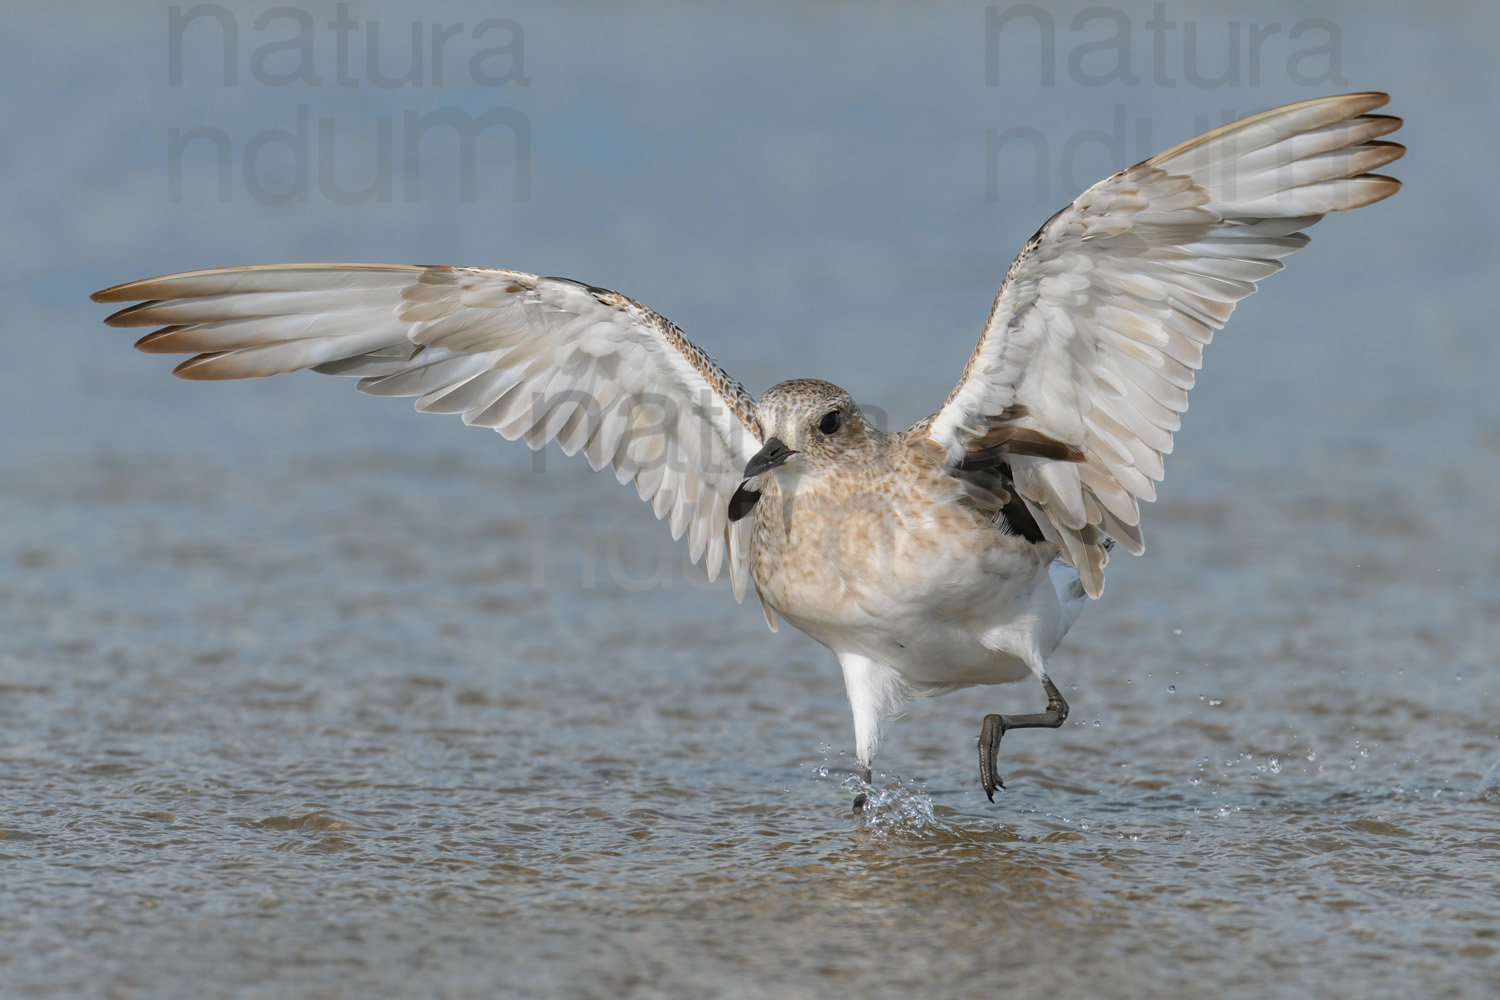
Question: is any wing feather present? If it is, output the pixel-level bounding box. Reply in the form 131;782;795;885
94;264;763;599
928;93;1403;596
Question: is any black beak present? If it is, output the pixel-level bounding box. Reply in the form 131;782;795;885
742;437;796;479
729;438;797;523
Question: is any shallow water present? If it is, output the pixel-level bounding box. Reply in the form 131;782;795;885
3;435;1500;998
8;1;1500;996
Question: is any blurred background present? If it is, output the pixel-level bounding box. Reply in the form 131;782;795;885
4;2;1499;997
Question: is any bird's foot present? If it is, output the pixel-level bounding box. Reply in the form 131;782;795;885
853;762;872;813
978;714;1007;801
978;675;1070;802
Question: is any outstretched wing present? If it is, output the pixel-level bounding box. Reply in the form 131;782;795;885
93;264;765;598
928;93;1404;597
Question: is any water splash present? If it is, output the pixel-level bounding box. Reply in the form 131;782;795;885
1476;757;1500;802
849;776;954;837
808;764;955;837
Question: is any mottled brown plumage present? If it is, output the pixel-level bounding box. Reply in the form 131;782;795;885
92;94;1403;800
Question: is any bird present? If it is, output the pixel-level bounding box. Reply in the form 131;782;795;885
93;93;1403;807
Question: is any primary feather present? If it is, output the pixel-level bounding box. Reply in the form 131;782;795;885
94;264;764;597
928;92;1403;596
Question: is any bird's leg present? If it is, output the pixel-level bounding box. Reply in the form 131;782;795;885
852;762;872;813
978;675;1069;801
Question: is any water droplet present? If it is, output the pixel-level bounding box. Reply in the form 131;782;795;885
1172;628;1183;636
1456;674;1464;683
1268;757;1281;774
1208;698;1223;707
1305;749;1317;761
1188;776;1200;786
1350;760;1358;770
1167;685;1177;694
1359;747;1369;757
817;766;828;777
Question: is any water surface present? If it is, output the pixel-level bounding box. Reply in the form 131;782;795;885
4;2;1500;997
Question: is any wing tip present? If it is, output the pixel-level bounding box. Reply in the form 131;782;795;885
1343;90;1390;110
171;353;248;380
92;262;434;307
1144;91;1401;174
1365;139;1407;163
134;328;184;353
1340;172;1403;210
101;301;162;327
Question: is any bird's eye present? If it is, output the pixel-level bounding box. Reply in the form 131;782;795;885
818;411;842;435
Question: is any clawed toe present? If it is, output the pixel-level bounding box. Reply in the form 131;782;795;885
979;713;1006;801
977;676;1069;801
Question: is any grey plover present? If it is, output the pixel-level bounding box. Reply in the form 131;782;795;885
94;93;1403;804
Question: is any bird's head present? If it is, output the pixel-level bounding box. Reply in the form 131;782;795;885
729;379;886;522
744;378;881;478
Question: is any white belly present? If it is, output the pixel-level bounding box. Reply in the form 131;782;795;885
750;480;1082;690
